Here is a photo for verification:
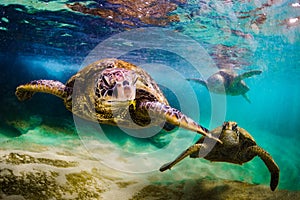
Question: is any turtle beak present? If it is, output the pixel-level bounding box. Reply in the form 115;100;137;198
112;81;136;101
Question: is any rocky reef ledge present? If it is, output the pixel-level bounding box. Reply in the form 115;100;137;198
1;149;299;200
0;149;144;200
131;179;300;200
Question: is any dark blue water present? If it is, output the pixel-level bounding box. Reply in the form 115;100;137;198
0;0;299;192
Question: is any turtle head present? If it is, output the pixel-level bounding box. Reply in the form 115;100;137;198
222;121;238;131
95;68;137;103
220;121;240;146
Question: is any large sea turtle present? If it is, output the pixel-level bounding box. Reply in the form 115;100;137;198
187;69;262;103
15;58;220;142
160;121;279;191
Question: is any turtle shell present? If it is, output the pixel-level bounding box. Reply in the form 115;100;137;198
206;69;235;94
206;69;249;96
63;58;169;128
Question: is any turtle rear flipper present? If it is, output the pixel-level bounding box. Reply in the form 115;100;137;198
242;93;251;103
16;80;71;101
247;146;280;191
186;78;208;89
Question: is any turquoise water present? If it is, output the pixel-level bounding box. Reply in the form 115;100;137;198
1;0;300;194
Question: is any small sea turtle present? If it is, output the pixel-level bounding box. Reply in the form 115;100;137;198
160;121;279;191
15;58;220;142
187;69;262;103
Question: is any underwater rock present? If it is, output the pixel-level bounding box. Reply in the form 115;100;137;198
6;115;42;135
4;114;76;137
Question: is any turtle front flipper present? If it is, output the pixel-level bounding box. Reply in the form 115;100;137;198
247;146;280;191
160;143;204;171
238;70;262;80
138;101;222;143
232;70;262;86
16;80;71;101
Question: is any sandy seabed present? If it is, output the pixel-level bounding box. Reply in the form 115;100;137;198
0;141;299;200
0;119;299;200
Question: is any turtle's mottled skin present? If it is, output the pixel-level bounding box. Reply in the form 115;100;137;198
15;58;220;142
160;121;280;191
188;69;262;103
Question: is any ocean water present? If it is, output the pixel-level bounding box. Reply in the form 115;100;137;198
0;0;300;199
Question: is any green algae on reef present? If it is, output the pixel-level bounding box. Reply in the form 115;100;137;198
4;152;78;168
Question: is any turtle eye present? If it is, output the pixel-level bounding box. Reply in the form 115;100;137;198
232;123;238;131
222;121;228;130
